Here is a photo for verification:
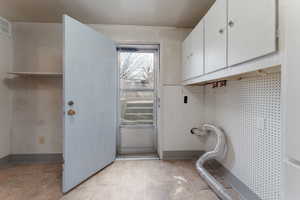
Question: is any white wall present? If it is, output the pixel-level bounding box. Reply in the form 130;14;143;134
204;74;282;200
11;23;63;154
90;24;188;86
162;86;205;151
11;22;204;156
0;29;13;158
283;1;300;199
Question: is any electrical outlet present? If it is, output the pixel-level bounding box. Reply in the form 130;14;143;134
184;96;188;104
38;136;45;144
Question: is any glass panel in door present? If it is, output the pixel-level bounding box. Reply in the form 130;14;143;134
118;49;158;155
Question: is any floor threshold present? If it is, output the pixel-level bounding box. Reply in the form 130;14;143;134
116;154;159;161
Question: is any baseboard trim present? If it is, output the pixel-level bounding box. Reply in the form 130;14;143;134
118;147;156;155
0;154;63;165
216;162;261;200
161;151;204;160
0;155;10;165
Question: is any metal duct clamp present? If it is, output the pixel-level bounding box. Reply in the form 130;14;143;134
190;127;210;136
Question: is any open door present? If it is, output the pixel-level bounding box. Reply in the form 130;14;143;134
63;15;117;193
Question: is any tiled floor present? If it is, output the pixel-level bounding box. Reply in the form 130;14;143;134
0;160;242;200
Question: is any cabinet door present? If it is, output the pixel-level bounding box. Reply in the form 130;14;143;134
228;0;277;66
205;0;227;73
182;35;192;81
190;20;204;77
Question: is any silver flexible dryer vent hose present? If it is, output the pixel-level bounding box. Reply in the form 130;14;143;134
193;124;233;200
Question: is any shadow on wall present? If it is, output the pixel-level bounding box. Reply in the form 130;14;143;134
5;77;63;154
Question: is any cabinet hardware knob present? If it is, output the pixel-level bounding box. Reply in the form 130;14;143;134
219;29;224;34
67;109;76;116
68;101;74;106
228;21;234;27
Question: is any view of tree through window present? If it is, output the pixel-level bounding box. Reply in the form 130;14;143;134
119;52;155;125
120;52;154;89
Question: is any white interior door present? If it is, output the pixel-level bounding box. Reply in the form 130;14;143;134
63;15;117;193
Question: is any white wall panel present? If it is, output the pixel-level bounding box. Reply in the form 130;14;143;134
119;127;155;154
285;160;300;200
205;73;282;200
162;86;205;151
285;0;300;162
11;23;63;154
0;28;13;158
284;1;300;199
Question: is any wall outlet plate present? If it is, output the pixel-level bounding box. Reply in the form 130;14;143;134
38;136;45;144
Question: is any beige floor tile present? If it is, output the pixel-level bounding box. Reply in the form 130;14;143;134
193;190;219;200
226;188;243;200
0;160;241;200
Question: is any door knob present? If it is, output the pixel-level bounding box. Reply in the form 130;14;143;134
67;109;76;116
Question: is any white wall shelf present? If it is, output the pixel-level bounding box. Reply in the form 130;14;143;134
7;72;63;78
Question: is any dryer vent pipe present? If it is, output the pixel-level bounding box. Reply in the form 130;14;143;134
192;124;233;200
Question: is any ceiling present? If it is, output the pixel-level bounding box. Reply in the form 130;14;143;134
0;0;214;28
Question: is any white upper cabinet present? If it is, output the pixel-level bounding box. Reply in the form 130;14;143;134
182;20;204;81
182;35;192;81
190;20;205;77
205;0;227;73
182;0;278;84
227;0;277;66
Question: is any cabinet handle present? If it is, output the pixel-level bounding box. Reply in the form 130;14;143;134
228;20;234;28
219;29;224;34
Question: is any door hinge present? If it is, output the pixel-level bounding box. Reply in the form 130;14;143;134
157;97;161;108
276;29;280;38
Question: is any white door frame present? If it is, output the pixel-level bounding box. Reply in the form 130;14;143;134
116;44;160;155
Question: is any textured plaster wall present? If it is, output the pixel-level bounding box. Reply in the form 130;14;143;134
0;30;13;158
